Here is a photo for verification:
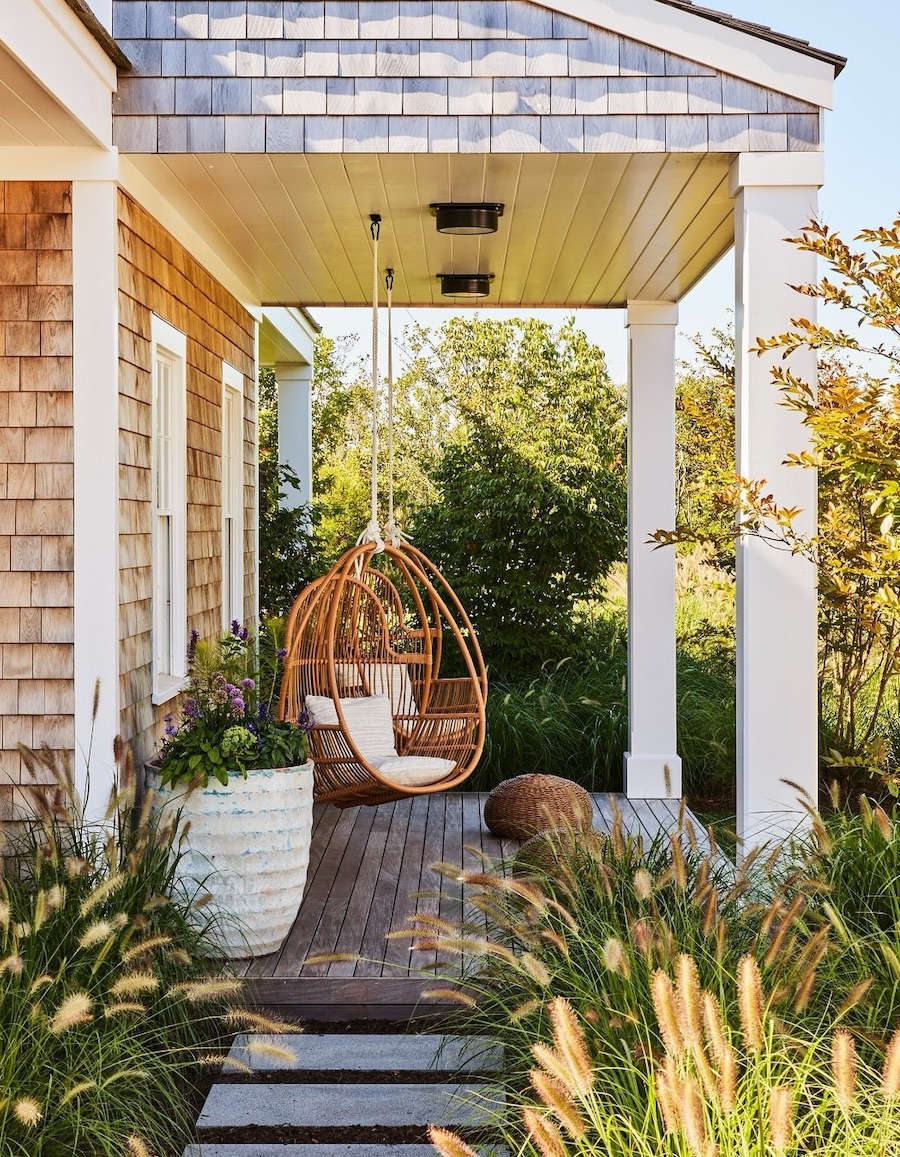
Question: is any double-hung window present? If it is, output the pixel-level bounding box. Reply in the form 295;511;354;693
150;316;187;704
221;363;244;628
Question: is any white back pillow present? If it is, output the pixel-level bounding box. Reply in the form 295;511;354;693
305;694;398;763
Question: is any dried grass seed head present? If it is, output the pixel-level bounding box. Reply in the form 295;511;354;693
882;1028;900;1098
523;1107;568;1157
427;1127;481;1157
769;1086;793;1153
831;1028;857;1109
737;955;764;1052
652;969;685;1057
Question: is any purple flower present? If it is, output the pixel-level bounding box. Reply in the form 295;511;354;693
242;678;255;690
223;683;239;698
163;713;178;738
258;702;269;721
297;708;314;735
187;628;200;661
239;625;249;641
277;648;287;661
182;698;199;718
229;696;245;717
230;619;242;638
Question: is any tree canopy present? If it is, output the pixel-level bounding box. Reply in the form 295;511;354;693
309;316;627;676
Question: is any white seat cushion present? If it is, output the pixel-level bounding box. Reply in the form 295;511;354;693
305;694;398;763
371;755;456;787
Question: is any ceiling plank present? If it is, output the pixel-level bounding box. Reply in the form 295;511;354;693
609;154;730;302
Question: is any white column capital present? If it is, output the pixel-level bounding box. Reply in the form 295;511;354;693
275;361;314;384
626;300;679;328
729;152;825;197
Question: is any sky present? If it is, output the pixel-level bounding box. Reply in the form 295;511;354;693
312;1;900;383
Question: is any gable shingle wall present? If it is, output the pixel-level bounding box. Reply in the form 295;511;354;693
111;1;821;154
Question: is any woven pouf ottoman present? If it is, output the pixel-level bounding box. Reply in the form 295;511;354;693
513;826;606;880
483;774;594;841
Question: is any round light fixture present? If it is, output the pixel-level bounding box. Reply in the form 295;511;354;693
430;202;505;235
437;273;495;298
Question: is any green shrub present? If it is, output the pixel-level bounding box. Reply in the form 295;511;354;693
471;555;737;806
411;318;626;679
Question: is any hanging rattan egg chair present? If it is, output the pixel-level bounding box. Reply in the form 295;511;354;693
279;539;487;807
277;217;487;807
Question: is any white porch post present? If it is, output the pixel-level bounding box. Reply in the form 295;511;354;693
72;180;119;818
624;301;682;800
275;362;314;511
731;154;823;847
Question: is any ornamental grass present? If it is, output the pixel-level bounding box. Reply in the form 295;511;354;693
0;733;288;1156
417;801;900;1156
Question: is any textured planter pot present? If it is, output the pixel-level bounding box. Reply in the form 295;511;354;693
147;760;314;958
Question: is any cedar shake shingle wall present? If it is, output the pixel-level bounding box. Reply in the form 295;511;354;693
117;191;256;767
0;181;75;826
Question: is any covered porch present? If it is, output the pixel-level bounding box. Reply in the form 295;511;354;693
241;791;712;1017
106;0;846;847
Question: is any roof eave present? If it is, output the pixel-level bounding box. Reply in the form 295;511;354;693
549;0;842;107
61;0;132;70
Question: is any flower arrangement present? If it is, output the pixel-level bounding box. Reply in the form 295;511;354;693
156;620;310;788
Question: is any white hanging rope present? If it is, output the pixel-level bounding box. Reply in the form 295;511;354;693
383;267;406;548
358;214;384;553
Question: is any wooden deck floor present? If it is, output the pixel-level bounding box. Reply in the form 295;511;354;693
244;792;704;1017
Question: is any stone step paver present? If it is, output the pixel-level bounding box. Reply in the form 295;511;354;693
227;1033;502;1072
187;1031;506;1157
197;1081;503;1131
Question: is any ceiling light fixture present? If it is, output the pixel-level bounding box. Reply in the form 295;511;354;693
437;273;495;298
430;202;505;235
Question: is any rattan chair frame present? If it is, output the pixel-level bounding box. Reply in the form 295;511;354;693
279;540;487;807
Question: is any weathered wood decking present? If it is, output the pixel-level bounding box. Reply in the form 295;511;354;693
243;792;704;1017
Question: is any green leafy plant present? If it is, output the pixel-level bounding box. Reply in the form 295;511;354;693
156;620;310;788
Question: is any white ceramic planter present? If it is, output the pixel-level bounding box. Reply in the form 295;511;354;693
147;760;314;958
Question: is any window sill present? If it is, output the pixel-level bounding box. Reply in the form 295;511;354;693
152;674;189;707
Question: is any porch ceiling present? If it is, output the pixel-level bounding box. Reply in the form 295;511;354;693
0;45;96;146
125;149;733;308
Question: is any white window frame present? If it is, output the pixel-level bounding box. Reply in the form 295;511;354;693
221;362;245;630
150;315;188;705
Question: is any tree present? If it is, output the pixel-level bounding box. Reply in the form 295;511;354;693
410;317;627;677
675;325;736;563
654;218;900;797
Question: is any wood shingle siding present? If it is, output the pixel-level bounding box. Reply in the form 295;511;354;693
117;191;256;767
112;0;822;155
0;181;74;825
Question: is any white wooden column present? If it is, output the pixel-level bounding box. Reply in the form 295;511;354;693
73;180;119;819
731;154;823;847
275;362;314;510
624;301;682;800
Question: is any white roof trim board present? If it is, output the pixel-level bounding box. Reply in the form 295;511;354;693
548;0;841;108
